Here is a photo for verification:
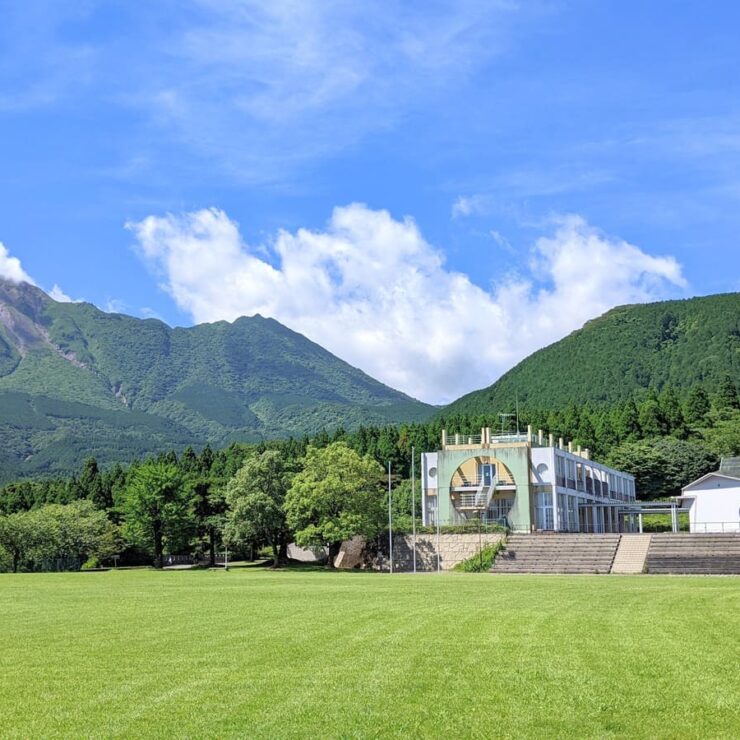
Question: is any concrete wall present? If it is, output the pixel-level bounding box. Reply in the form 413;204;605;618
437;445;532;531
374;533;506;572
685;488;740;532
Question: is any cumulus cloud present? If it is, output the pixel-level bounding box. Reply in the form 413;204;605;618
0;243;35;284
129;205;686;404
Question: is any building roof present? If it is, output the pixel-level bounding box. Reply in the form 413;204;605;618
681;471;740;494
719;457;740;478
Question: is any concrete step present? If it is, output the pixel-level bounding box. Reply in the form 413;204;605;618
611;534;652;574
645;534;740;574
492;534;621;574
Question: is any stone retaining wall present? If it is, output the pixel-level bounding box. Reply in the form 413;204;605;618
336;533;506;571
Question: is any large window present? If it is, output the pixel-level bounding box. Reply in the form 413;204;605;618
535;491;554;530
488;498;513;522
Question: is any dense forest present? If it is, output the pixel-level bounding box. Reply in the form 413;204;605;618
1;373;737;571
447;293;740;414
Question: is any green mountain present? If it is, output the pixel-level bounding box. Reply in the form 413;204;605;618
446;293;740;416
0;279;433;480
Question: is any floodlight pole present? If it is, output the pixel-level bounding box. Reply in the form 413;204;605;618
411;446;417;575
388;461;393;574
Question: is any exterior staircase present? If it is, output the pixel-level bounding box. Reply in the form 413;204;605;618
491;533;621;574
645;534;740;574
611;534;652;574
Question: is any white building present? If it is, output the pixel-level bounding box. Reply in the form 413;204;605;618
421;426;636;533
677;458;740;533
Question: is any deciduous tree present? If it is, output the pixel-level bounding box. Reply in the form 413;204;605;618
284;442;385;567
121;462;191;568
225;450;296;567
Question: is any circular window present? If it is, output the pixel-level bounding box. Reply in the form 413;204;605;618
428;467;437;479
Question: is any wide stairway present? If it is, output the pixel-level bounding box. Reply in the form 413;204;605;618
645;534;740;574
491;533;621;574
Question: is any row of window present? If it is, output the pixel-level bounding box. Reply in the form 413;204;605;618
553;454;635;501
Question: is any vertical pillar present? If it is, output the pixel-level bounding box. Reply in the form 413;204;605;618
591;506;597;533
638;512;643;534
538;429;544;445
441;429;447;447
671;505;678;533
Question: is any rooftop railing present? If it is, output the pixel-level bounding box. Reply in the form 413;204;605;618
445;432;532;446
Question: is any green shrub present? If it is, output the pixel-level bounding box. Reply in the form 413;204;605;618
453;541;505;573
81;557;100;570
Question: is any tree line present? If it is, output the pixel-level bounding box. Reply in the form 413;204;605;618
0;442;402;572
0;377;738;571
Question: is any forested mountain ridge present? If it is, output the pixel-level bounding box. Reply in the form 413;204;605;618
0;279;433;480
446;293;740;416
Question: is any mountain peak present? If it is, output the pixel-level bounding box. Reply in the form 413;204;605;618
0;281;433;481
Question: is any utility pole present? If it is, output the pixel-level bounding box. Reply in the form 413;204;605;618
411;446;417;574
388;461;393;574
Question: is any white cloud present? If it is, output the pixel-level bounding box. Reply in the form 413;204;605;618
129;205;686;405
136;1;532;182
49;284;84;303
452;196;475;218
0;243;35;284
0;244;83;305
105;298;127;314
490;230;514;253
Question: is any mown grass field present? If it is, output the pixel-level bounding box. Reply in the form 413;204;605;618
0;568;738;738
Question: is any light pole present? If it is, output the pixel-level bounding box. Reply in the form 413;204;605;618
387;461;393;574
411;445;417;575
499;412;515;436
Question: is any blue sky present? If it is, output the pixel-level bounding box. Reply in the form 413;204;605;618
1;1;738;403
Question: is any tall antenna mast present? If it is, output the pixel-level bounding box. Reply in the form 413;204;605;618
498;412;514;435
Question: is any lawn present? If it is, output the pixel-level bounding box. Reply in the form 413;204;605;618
0;569;738;738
